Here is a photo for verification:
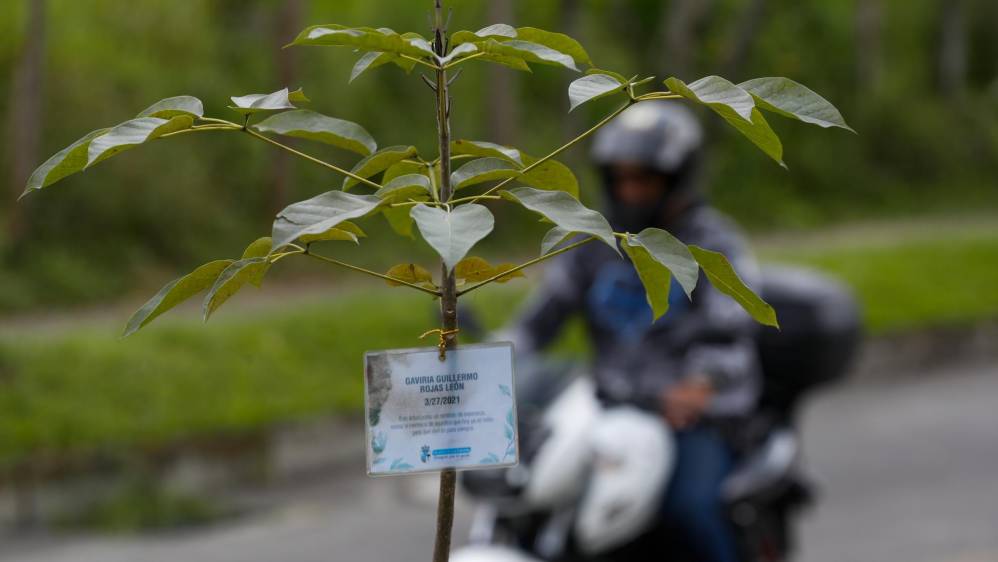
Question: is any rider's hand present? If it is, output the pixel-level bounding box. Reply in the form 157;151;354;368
660;377;714;430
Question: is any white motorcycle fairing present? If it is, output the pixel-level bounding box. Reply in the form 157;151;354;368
573;406;674;555
523;377;602;509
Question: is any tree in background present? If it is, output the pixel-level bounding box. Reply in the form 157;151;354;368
5;0;44;247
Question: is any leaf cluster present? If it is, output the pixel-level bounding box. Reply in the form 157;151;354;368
22;19;853;336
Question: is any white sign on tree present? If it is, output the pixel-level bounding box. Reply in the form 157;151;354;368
364;342;518;476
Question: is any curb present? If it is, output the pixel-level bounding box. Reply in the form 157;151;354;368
852;320;998;381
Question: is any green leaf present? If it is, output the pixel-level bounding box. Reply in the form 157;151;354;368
520;156;579;199
477;52;532;72
451;140;524;166
350;51;417;82
453;256;524;284
383;160;428;184
586;67;628;83
722;107;785;167
253;110;377;156
439;43;479;66
343;145;418;190
501;187;616;252
382;202;422;238
407;147;567;197
516;27;592;66
21;128;109;197
455;256;496;282
335;221;366;238
451;24;517;45
627;228;699;298
385;263;435;288
203;257;270;321
448;28;531;70
471;23;518;37
568;73;626;112
288;88;310;103
272;191;382;249
666;76;784;167
451;25;590;68
136;96;204;119
451;157;520;190
665;75;755;122
229;88;298;115
621;238;673;320
477;39;579;71
297;221;365;245
375;174;432;202
122;260;233;337
739;77;854;132
239;237;273;286
689;245;778;328
86;116;194;168
410;203;495;270
241;237;272;259
291;25;434;59
351;51;393;82
540;226;575;255
493;263;526;283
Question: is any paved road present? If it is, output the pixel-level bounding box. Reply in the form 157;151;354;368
3;362;996;562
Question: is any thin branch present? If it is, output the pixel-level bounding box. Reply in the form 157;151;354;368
268;249;305;264
399;53;441;70
242;127;382;190
457;236;600;297
197;117;241;127
158;125;240;139
421;73;438;92
479;101;635;198
390;198;450;208
447;194;502;205
441;51;485;70
634;92;682;101
427;161;441;201
305;251;441;297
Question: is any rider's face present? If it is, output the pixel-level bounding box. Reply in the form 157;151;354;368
609;163;668;207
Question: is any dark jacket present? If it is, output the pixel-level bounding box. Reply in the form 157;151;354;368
507;204;762;418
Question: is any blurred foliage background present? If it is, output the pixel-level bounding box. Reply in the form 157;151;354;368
1;0;997;529
1;0;997;311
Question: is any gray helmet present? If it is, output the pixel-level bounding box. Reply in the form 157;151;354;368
591;101;705;232
591;101;703;177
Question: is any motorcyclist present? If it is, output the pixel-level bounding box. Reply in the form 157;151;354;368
506;101;761;562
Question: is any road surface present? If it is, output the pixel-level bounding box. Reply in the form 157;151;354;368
2;361;996;562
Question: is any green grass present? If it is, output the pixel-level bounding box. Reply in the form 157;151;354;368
1;221;996;468
759;220;998;333
0;285;531;468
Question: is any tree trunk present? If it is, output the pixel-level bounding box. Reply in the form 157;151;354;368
269;0;303;215
720;0;766;79
6;0;46;246
432;5;458;562
855;0;884;93
486;0;518;144
937;0;967;99
659;0;713;78
560;0;584;154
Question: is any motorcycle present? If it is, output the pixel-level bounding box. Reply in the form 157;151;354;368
452;266;862;562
